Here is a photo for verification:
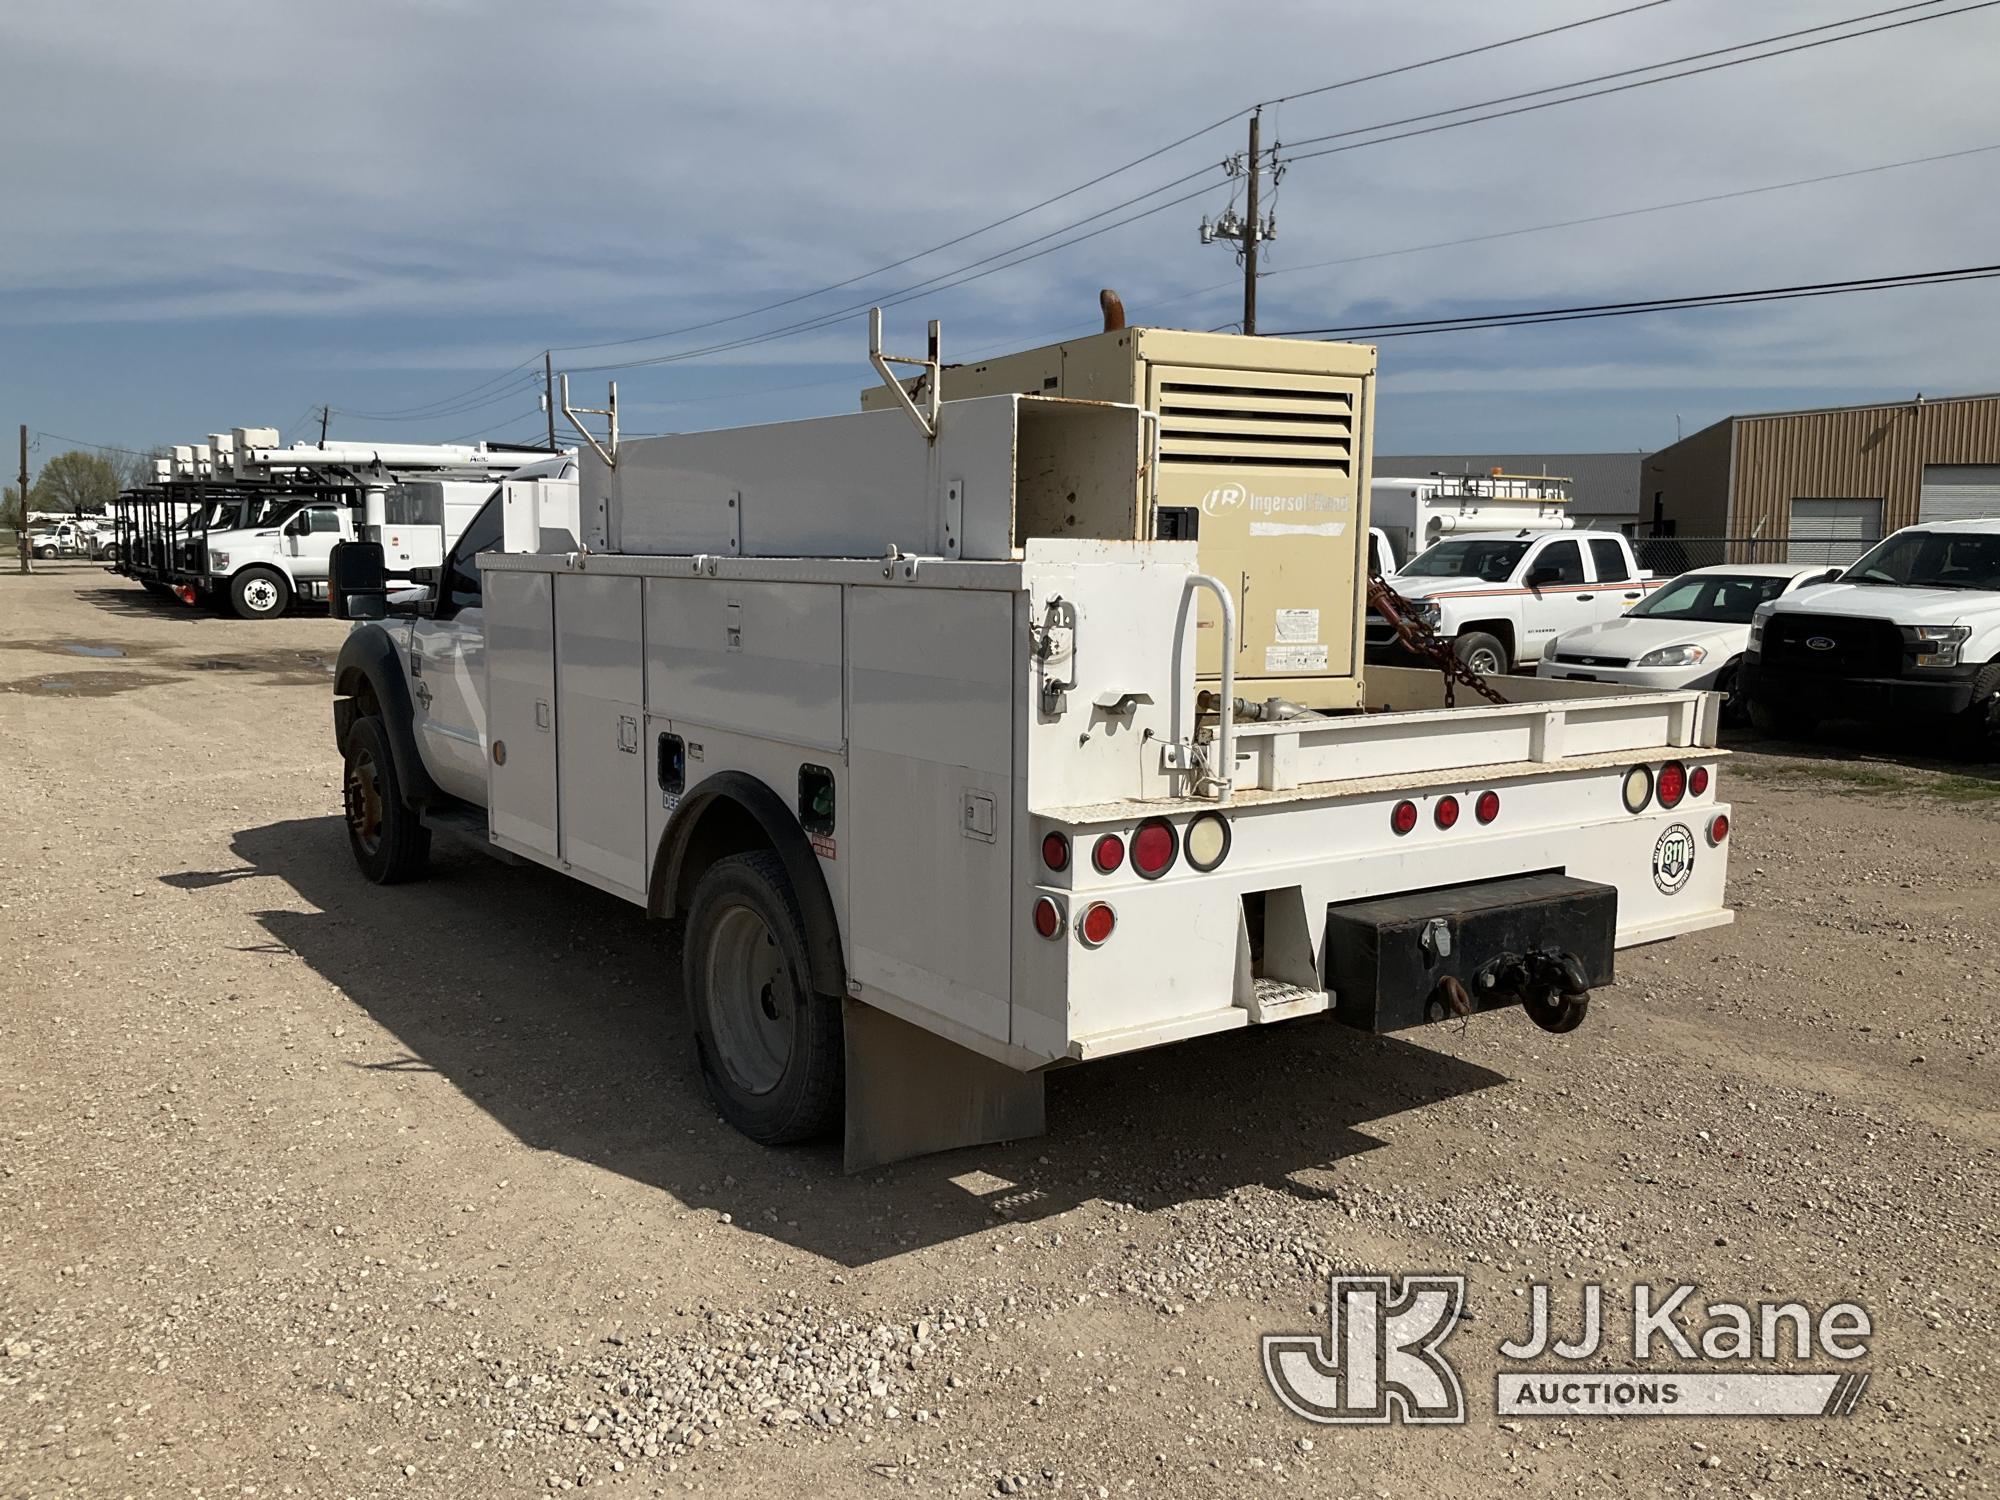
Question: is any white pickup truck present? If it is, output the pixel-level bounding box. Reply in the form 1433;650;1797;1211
327;347;1733;1171
1366;528;1663;675
1743;518;2000;741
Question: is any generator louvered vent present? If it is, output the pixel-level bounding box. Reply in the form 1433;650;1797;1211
1155;373;1354;472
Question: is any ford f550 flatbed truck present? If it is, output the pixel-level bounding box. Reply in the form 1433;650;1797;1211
329;320;1733;1170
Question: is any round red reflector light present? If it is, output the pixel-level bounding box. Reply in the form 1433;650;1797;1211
1390;800;1418;836
1041;831;1070;872
1132;818;1178;879
1434;795;1461;830
1657;760;1688;809
1690;765;1710;797
1475;790;1501;825
1032;896;1064;939
1079;902;1116;946
1092;834;1125;874
1708;813;1729;845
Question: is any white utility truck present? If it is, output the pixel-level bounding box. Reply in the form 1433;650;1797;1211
1367;528;1665;676
329;319;1734;1170
1370;470;1576;566
191;430;568;618
1744;518;2000;741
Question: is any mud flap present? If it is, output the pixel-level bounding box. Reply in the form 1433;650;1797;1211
841;998;1046;1173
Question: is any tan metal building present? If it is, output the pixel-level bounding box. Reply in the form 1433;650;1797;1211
1642;391;2000;561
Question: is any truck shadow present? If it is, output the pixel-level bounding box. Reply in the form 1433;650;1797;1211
196;817;1509;1267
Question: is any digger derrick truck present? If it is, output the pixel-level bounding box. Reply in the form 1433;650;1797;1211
329;317;1734;1171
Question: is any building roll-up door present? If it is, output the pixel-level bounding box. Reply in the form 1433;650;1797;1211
1787;497;1882;564
1919;465;2000;525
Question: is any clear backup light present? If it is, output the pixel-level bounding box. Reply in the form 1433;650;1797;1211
1622;765;1654;814
1184;812;1231;872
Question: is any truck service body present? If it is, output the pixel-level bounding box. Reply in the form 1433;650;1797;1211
331;323;1734;1169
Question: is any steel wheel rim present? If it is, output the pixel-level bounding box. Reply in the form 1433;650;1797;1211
1467;646;1502;674
344;747;384;855
703;903;794;1096
243;577;279;613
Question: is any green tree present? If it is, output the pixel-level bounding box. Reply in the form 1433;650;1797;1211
32;450;121;517
1;484;23;530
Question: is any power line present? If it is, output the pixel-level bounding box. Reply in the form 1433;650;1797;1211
571;0;1981;378
1284;0;1998;167
548;0;1686;362
32;431;154;460
1272;263;2000;339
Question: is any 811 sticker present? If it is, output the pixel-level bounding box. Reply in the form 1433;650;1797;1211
1652;824;1696;894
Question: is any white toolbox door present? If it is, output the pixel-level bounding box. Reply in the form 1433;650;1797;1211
485;572;558;858
556;573;648;899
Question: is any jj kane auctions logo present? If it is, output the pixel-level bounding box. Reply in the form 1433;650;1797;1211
1264;1275;1872;1425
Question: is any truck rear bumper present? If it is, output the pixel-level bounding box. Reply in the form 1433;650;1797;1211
1742;661;1977;719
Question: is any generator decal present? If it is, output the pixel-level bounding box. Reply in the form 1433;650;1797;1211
1274;608;1321;644
1652;824;1696;894
1266;643;1331;673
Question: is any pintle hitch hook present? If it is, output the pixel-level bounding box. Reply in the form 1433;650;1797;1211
1478;949;1591;1034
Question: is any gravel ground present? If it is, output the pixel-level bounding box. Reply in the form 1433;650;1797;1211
1;568;1994;1499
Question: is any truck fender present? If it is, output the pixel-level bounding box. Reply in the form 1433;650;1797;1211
648;770;847;1000
1457;617;1517;657
332;624;442;804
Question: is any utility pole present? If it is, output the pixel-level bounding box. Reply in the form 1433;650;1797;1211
544;352;557;450
318;405;330;447
1196;109;1279;335
1243;109;1261;335
16;424;29;575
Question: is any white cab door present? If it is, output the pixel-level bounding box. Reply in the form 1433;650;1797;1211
282;505;346;582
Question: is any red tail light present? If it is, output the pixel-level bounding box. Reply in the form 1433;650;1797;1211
1092;834;1125;874
1041;831;1070;872
1657;760;1688;809
1434;795;1461;830
1475;790;1501;824
1708;813;1729;845
1690;765;1710;797
1079;902;1116;946
1032;896;1065;940
1132;818;1178;879
1390;800;1418;836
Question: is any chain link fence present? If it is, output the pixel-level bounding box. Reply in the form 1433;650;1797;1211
1629;535;1872;577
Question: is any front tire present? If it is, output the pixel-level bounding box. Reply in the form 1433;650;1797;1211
1749;698;1818;740
683;851;842;1145
230;567;291;620
1453;630;1510;676
342;715;431;884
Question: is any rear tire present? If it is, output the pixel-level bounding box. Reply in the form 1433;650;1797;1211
683;851;843;1145
1453;631;1510;676
341;715;431;884
230;567;290;620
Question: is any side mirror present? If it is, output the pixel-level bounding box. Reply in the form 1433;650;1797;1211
329;540;389;622
1526;565;1562;588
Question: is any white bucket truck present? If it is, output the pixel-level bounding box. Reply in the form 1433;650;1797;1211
329;320;1734;1170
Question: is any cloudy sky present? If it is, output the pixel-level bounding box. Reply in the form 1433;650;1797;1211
4;0;1998;467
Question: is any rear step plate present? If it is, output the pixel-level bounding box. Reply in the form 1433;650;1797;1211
1323;873;1616;1034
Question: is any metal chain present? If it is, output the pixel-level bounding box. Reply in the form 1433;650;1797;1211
1366;572;1508;708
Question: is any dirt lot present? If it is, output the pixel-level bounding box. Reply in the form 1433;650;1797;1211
1;567;1993;1499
